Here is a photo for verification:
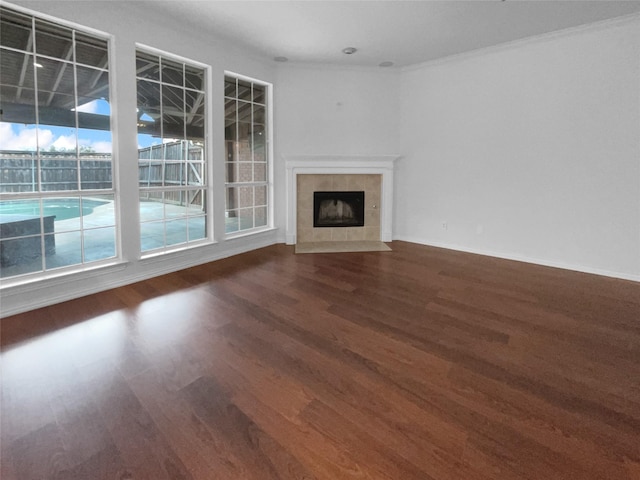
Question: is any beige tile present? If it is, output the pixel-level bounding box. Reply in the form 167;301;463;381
313;228;332;241
346;228;365;241
331;228;348;241
332;176;349;191
346;175;365;191
297;227;313;243
298;197;312;212
298;211;314;229
366;207;380;227
364;226;380;241
368;175;381;190
315;176;333;191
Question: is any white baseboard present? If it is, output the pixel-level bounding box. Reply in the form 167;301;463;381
393;236;640;283
1;235;278;318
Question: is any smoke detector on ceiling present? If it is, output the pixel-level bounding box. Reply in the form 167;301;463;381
342;47;357;55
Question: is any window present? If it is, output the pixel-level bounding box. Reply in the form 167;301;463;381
224;74;270;234
136;49;208;253
0;6;116;280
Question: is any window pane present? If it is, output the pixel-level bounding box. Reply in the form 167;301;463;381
253;84;266;104
82;195;114;228
224;77;236;97
165;219;187;246
138;158;162;187
1;8;32;51
253;104;265;125
239;208;253;230
0;149;38;193
3;49;36;93
255;206;267;227
80;158;111;189
225;210;238;233
83;226;115;262
74;32;108;69
185;64;204;91
35;19;72;60
140;191;165;221
254;162;266;182
225;162;237;183
43;196;80;232
0;199;41;238
186;90;205;139
238;186;253;208
252;124;266;162
238;162;252;183
188;215;205;241
255;186;267;206
237;79;251;101
162;84;185;141
226;187;238;211
237;101;252;125
0;229;45;266
136;51;160;81
45;231;81;270
76;65;110;104
161;58;184;87
140;221;165;252
41;155;78;191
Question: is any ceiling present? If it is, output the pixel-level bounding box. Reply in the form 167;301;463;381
144;0;640;68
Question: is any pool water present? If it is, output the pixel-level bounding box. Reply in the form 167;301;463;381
0;198;108;221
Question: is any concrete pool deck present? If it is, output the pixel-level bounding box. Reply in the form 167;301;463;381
0;200;206;279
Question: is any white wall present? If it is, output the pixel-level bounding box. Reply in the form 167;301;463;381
1;1;279;317
397;17;640;280
273;64;400;235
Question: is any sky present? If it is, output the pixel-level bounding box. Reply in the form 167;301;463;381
0;99;164;153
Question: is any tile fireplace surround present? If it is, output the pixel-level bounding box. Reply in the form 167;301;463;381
284;155;400;245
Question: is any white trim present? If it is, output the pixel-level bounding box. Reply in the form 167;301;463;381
0;234;278;318
284;155;400;245
135;43;210;70
222;72;274;237
3;1;112;40
395;236;640;283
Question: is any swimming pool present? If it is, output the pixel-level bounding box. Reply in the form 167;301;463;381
0;198;109;221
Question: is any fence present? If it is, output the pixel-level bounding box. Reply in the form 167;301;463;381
1;141;205;208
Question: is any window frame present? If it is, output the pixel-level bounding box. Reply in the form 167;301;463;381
223;71;273;238
135;44;213;257
0;4;120;284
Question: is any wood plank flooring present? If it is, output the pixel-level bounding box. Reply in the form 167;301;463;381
1;241;639;479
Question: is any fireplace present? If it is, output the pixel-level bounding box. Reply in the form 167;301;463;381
284;155;400;244
314;191;364;228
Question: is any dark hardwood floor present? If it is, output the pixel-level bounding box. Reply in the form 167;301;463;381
1;241;639;479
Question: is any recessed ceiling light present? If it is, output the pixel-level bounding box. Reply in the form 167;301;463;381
379;61;394;67
33;62;43;68
274;56;288;62
342;47;357;55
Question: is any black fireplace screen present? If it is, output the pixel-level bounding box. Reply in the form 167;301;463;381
313;191;365;227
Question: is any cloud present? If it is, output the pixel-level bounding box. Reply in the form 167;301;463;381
0;123;112;153
0;123;54;151
52;134;77;151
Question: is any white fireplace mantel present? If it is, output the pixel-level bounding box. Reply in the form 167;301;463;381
284;154;400;245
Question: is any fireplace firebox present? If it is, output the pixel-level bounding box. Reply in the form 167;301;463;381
313;191;365;228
